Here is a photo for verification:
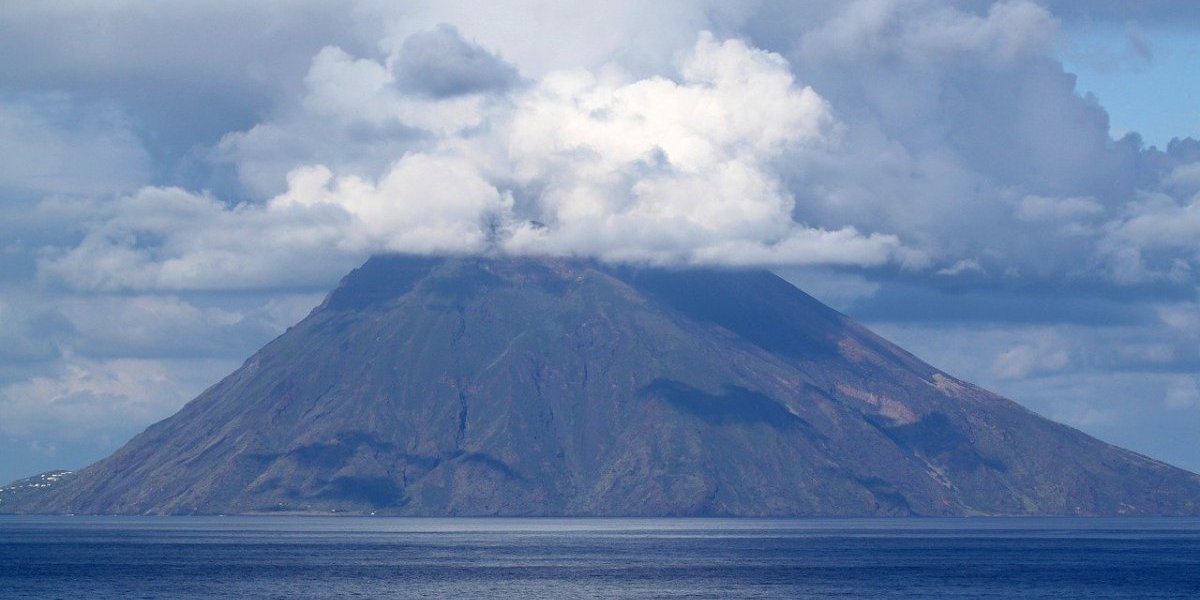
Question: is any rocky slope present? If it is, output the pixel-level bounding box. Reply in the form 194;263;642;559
5;255;1200;515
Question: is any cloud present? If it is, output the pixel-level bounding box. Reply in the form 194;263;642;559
936;259;984;276
217;28;508;197
1015;194;1104;222
496;33;912;266
1050;399;1116;428
0;0;371;171
303;45;495;134
38;186;363;291
44;31;923;293
798;0;1057;68
1157;301;1200;332
1098;192;1200;283
276;157;511;255
0;96;150;195
55;292;321;359
378;0;760;78
991;334;1071;379
38;1;1200;291
0;292;71;362
1166;376;1199;410
0;356;230;439
391;24;520;97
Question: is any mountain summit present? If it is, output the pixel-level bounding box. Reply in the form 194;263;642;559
7;255;1200;516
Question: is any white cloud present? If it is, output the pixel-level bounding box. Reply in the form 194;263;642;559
936;258;984;276
275;156;511;254
1099;192;1200;283
39;186;362;291
493;33;905;266
0;356;232;439
1157;302;1200;332
303;45;492;133
23;2;1200;303
43;32;922;293
1165;376;1199;410
991;335;1070;379
145;3;1200;290
1050;399;1116;428
1107;194;1200;249
378;0;759;78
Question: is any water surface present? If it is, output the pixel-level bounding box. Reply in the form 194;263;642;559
2;516;1198;598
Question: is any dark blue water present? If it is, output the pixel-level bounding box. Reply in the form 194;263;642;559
2;517;1198;598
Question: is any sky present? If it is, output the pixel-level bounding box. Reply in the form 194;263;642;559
1;0;1199;484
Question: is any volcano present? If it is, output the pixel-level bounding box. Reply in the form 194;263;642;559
5;255;1200;516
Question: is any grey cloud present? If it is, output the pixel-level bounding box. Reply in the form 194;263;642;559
57;293;322;360
1165;376;1199;410
949;0;1200;26
0;354;237;453
36;187;367;293
844;280;1163;326
23;0;1200;298
744;1;1200;290
0;95;150;196
1125;25;1155;62
0;292;73;364
0;1;379;190
378;0;760;78
391;25;521;97
216;116;427;199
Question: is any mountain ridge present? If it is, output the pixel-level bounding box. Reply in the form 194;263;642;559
5;254;1200;516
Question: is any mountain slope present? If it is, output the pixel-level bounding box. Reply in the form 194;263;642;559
7;255;1200;515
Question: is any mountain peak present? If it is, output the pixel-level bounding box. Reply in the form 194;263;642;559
6;254;1200;516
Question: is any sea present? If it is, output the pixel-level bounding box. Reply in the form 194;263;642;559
1;516;1198;599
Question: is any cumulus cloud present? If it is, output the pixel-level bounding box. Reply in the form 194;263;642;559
1098;191;1200;283
275;157;510;254
378;0;759;78
303;44;495;134
11;1;1200;294
63;2;1192;292
29;1;1199;309
43;31;922;292
391;24;520;97
38;185;370;292
36;2;1200;291
495;33;911;265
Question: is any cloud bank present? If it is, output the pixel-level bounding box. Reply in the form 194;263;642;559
42;31;920;293
29;1;1200;294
